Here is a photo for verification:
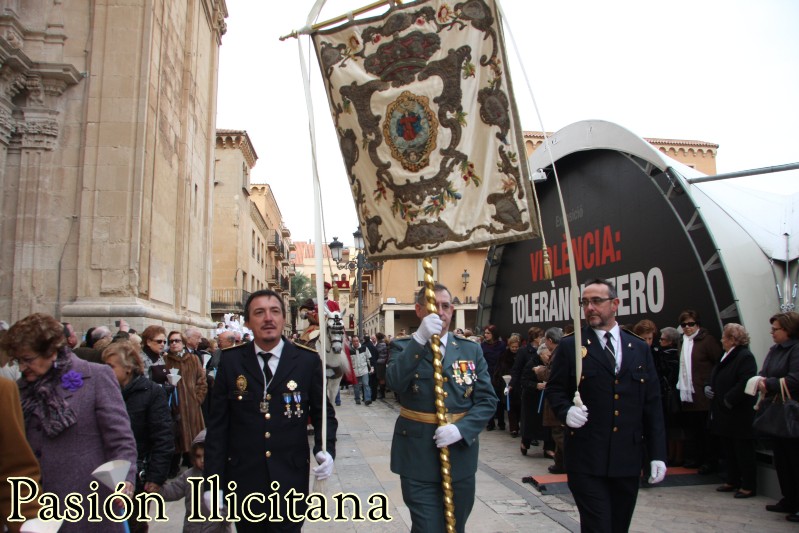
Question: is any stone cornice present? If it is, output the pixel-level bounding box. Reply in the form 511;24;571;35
200;0;228;44
216;129;258;168
523;130;718;156
61;298;216;329
250;200;269;235
0;29;82;92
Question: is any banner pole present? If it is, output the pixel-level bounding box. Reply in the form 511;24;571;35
423;256;456;533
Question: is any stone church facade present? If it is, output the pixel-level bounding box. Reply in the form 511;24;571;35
0;0;228;333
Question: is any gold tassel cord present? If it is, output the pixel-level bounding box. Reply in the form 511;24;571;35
423;257;456;533
529;168;552;281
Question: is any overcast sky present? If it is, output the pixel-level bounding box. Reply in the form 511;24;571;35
215;0;799;247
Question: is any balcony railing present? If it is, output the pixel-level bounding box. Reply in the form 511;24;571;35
266;265;279;284
211;288;251;314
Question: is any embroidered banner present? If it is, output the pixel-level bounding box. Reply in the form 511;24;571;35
312;0;537;260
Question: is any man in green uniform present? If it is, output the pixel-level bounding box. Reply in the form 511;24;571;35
387;283;497;532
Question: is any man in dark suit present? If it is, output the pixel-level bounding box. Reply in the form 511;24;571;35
204;289;337;532
387;283;497;533
547;278;667;533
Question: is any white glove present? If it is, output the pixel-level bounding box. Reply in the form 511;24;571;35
202;490;224;514
412;313;444;345
503;386;510;396
313;451;334;480
566;405;588;428
434;424;463;448
648;460;667;484
704;385;714;399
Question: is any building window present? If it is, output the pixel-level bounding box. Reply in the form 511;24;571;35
416;258;439;286
252;231;256;258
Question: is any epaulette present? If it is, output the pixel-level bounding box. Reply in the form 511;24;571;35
454;334;478;344
294;342;318;354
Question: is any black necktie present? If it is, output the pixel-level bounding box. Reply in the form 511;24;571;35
604;332;616;372
259;352;273;381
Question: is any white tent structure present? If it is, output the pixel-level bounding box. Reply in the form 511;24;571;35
526;120;798;359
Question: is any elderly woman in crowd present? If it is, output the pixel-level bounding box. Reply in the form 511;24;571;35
707;323;758;498
103;341;173;533
540;327;564;472
0;313;137;532
676;309;722;473
658;326;683;466
756;312;799;519
482;324;507;431
164;330;207;470
493;334;522;437
140;324;169;385
511;327;546;455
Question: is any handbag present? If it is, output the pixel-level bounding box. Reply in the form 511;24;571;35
753;377;799;438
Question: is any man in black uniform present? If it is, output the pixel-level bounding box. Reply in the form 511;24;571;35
204;289;337;532
547;279;667;533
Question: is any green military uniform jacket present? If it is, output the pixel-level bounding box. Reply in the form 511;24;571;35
387;334;498;483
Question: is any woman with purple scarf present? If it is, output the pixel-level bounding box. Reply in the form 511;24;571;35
0;313;138;532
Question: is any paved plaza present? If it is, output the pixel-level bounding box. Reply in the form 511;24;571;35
153;388;795;532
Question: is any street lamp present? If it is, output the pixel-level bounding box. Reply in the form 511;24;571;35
462;269;470;290
329;229;383;339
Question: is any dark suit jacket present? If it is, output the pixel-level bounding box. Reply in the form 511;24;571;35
204;338;337;505
72;346;102;364
387;334;498;483
548;326;666;477
708;346;757;438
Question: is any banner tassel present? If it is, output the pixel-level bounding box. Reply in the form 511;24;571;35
542;248;553;280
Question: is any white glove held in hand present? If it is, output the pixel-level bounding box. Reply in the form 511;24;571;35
503;386;510;396
434;424;463;448
566;405;588;428
313;451;334;480
704;385;714;399
202;490;225;514
649;460;667;484
412;313;444;345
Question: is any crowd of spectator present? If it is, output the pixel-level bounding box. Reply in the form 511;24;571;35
1;306;798;528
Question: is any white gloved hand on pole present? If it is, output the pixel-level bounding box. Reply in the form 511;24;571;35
313;451;334;480
648;460;667;484
566;405;588;428
202;490;224;514
412;313;443;345
433;424;463;448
